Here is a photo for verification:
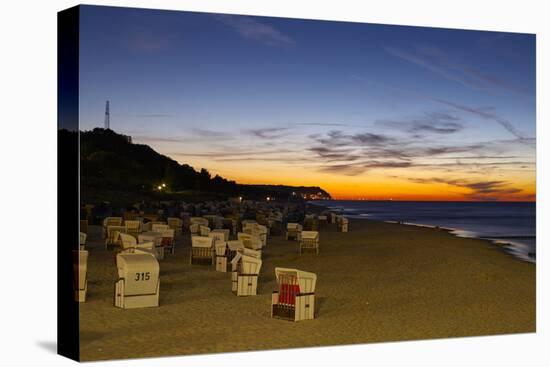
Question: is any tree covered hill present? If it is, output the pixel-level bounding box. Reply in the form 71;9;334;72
71;128;331;204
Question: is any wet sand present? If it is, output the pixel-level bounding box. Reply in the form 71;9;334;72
79;218;535;361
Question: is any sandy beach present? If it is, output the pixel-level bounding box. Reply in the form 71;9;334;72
79;218;535;361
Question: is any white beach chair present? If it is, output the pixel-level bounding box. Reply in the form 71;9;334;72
208;231;226;245
105;225;126;249
244;224;268;247
103;216;122;238
114;253;160;309
190;235;214;265
189;223;200;235
286;223;303;241
271;267;317;321
119;232;156;257
74;250;88;302
237;232;263;251
215;241;229;272
167;217;183;235
159;228;175;255
231;254;262;296
199;225;211;237
125;220;141;238
300;231;319;255
79;232;87;251
211;228;230;241
338;217;349;232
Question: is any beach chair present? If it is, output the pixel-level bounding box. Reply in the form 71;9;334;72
199;225;211;237
338;217;349;232
140;221;152;232
160;228;175;255
79;232;87;251
227;240;245;263
152;223;169;232
244;224;268;247
119;232;156;257
114;253;160;309
215;241;229;272
125;220;141;238
212;228;230;241
80;219;88;235
237;232;263;251
286;223;303;241
208;231;226;245
103;217;123;238
189;223;200;235
105;225;126;249
190;235;214;265
317;215;328;228
271;267;317;321
73;250;88;302
300;231;319;255
231;253;262;296
167;217;183;235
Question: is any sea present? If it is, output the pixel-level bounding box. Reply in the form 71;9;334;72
315;200;536;263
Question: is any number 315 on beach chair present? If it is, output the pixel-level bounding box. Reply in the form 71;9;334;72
114;253;160;309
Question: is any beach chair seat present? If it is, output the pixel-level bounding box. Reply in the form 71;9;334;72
114;253;160;309
286;223;303;241
73;250;88;302
300;231;319;255
231;253;262;296
167;217;183;235
152;223;169;232
271;267;316;321
215;241;229;272
125;220;141;238
160;228;175;255
190;235;214;265
105;225;126;249
103;216;123;238
79;232;87;251
199;225;211;237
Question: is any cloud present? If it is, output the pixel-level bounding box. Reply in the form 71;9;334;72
377;111;464;135
318;160;413;176
408;177;523;200
434;99;533;143
191;128;229;138
215;15;294;46
384;45;528;95
243;127;290;139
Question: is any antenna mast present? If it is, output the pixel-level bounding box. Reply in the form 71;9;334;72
104;100;110;129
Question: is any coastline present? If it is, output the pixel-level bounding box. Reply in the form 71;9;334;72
80;209;535;360
308;201;536;263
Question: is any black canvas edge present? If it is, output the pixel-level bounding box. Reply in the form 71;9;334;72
58;5;80;362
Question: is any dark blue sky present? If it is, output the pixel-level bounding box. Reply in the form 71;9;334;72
78;5;536;200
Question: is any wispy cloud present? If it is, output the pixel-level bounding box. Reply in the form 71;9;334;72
434;99;533;143
377;111;463;135
384;45;529;96
408;177;523;200
243;127;290;139
215;15;294;46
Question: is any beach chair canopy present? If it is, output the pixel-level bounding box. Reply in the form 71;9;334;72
116;253;159;296
215;241;227;256
227;240;244;251
275;267;317;294
191;235;214;248
208;231;225;244
241;248;261;259
301;231;319;240
125;220;141;229
287;223;302;230
104;216;123;227
118;232;137;249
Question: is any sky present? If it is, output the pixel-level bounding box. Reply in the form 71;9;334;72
79;5;536;201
